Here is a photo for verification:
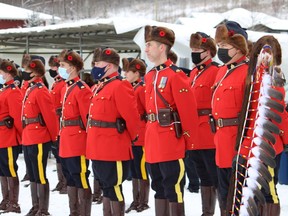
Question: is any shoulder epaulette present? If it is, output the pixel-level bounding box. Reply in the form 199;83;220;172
10;83;16;89
76;81;86;89
211;62;220;67
36;83;43;88
170;65;182;73
116;75;123;80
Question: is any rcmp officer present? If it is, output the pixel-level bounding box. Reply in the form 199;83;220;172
212;21;249;215
86;48;139;215
144;25;198;216
0;60;23;213
122;58;150;213
48;55;67;194
21;59;59;216
58;50;92;216
187;32;220;215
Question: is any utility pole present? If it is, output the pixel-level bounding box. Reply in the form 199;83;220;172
154;0;158;20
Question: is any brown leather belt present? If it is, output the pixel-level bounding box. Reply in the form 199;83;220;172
140;113;147;121
61;119;82;127
88;119;117;128
216;117;239;128
56;107;62;116
197;109;212;116
147;113;157;122
22;117;39;125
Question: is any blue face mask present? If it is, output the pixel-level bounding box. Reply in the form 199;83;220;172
58;67;69;80
0;74;5;85
91;65;107;81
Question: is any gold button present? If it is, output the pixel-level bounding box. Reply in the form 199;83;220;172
90;114;93;117
217;98;220;101
200;84;203;87
91;103;93;106
79;131;81;133
220;84;223;86
160;89;163;92
150;97;152;100
101;97;104;99
215;113;218;116
149;110;152;112
35;126;38;128
230;86;232;89
68;102;71;104
170;127;173;130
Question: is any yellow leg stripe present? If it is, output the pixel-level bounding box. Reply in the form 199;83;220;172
175;159;185;203
268;166;279;204
140;147;148;180
114;161;123;201
37;144;46;184
80;155;88;189
7;147;16;177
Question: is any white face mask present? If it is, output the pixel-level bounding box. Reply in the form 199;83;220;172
0;74;6;85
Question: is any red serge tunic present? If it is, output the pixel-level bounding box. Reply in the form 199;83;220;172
131;79;146;146
86;72;140;161
59;77;92;158
144;59;199;163
188;59;219;150
212;56;248;168
0;80;23;147
21;78;59;145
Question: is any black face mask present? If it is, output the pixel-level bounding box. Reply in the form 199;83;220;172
191;50;206;65
22;71;34;81
49;69;58;78
217;48;234;64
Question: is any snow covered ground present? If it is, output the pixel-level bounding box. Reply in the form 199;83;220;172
4;153;288;215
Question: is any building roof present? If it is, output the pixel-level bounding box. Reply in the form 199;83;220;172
0;18;141;53
0;3;60;21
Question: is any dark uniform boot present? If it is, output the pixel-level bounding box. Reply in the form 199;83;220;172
169;202;185;216
201;186;216;216
125;178;139;213
67;186;79;216
5;177;21;213
78;188;92;216
92;179;102;204
103;197;112;216
35;183;50;216
110;201;125;216
155;199;169;216
52;163;67;194
136;179;150;212
266;203;280;216
0;177;9;211
25;182;39;216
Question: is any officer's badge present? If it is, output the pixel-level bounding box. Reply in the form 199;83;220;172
158;76;167;89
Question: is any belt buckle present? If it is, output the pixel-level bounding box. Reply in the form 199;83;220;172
61;120;65;128
149;113;156;122
24;118;29;125
217;119;223;128
87;119;91;127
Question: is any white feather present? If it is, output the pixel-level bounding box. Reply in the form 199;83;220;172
248;157;261;170
246;177;260;190
242;187;254;201
254;126;265;138
247;167;259;180
239;203;250;216
251;146;261;158
253;137;262;146
262;74;272;86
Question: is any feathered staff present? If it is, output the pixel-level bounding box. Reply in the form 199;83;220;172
230;36;285;216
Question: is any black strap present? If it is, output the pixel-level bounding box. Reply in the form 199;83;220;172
23;83;43;103
63;82;78;103
223;60;248;80
155;87;171;110
191;62;214;86
133;80;144;91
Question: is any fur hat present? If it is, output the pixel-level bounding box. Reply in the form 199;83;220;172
26;59;46;77
0;60;18;77
59;49;83;72
167;50;178;64
215;21;248;55
145;25;175;48
190;32;217;57
122;58;146;77
93;48;120;66
48;55;60;67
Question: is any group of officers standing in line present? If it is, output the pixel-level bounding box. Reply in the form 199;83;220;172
0;19;287;216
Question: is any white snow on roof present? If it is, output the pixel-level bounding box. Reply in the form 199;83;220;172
0;2;60;21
